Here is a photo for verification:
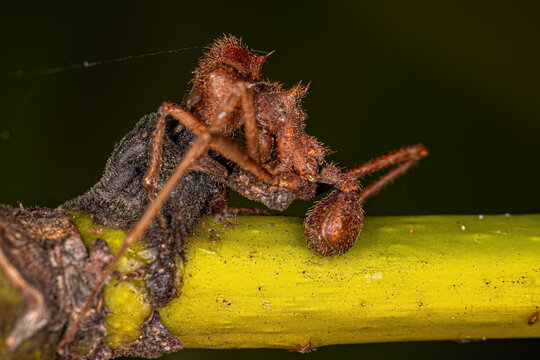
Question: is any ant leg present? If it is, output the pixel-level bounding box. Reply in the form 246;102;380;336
143;114;168;234
239;83;260;162
346;144;428;202
144;115;166;202
316;144;428;195
346;144;428;178
358;159;418;202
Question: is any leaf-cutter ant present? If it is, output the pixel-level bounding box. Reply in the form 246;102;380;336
60;35;427;352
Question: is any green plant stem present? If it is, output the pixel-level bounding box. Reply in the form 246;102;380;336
67;213;540;350
2;213;539;359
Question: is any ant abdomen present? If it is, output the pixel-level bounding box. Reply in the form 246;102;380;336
304;191;364;256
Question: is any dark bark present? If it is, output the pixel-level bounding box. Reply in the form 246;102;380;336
0;204;185;360
63;113;220;308
0;204;111;359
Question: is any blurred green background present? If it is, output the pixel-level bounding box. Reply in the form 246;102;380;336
1;1;539;359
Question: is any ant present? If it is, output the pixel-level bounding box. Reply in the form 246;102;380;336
59;35;427;354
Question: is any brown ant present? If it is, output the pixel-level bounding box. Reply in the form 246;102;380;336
59;35;427;354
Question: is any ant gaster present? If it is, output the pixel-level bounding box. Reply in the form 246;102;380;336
60;36;427;353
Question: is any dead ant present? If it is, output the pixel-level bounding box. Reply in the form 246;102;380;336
60;35;427;353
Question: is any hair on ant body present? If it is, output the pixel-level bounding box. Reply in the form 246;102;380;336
60;35;427;355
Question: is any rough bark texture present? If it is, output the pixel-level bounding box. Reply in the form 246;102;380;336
0;205;186;359
0;204;112;359
111;310;182;359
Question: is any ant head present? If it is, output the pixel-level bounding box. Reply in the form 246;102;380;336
197;35;273;81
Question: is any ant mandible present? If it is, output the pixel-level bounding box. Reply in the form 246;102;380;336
59;35;427;352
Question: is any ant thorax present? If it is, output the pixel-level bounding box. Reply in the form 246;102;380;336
252;82;329;184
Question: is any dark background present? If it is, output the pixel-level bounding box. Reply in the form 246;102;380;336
1;1;539;359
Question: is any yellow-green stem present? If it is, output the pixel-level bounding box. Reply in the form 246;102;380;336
67;213;540;350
